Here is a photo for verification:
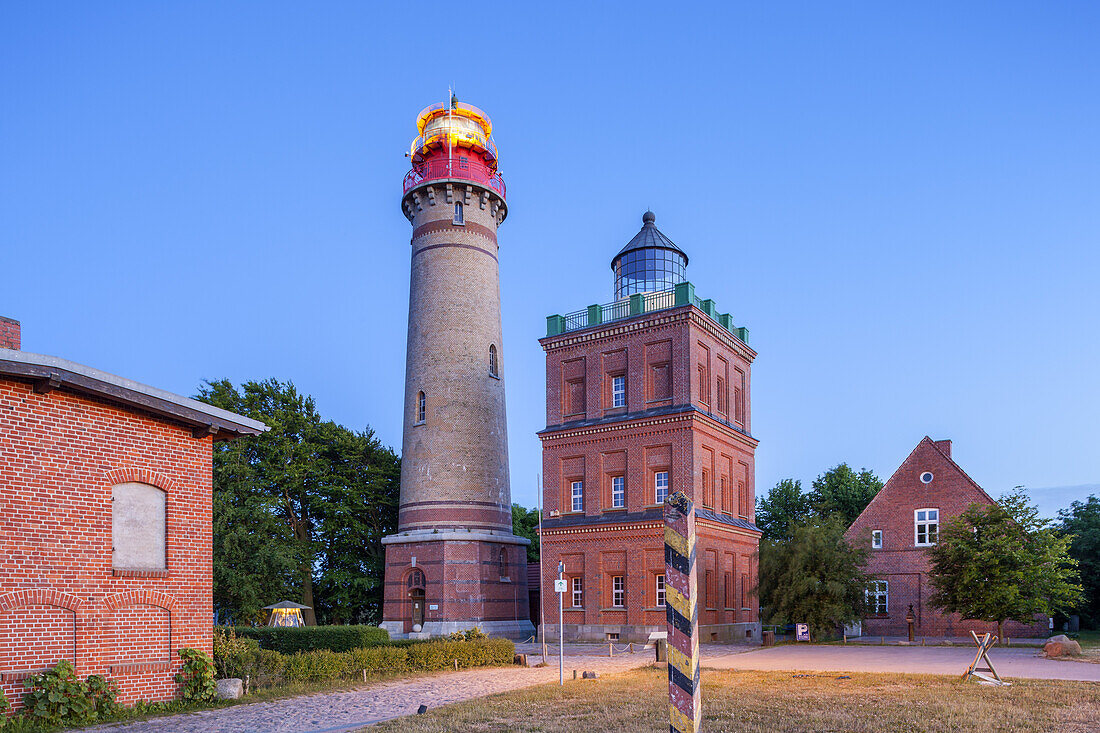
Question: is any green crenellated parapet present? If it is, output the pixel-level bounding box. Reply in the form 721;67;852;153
587;304;603;326
700;299;716;318
546;314;565;337
718;313;732;330
736;326;749;343
674;282;695;306
629;293;645;316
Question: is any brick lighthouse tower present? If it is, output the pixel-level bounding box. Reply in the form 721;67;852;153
380;98;534;639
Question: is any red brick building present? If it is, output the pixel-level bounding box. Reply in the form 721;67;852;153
846;437;1048;638
0;317;265;707
538;213;761;642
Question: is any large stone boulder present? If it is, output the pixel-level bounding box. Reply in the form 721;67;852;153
216;678;244;700
1043;634;1082;658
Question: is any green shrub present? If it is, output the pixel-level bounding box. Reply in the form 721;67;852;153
174;648;217;702
406;638;514;670
445;627;489;641
232;625;390;654
346;645;409;674
213;627;260;680
20;659;118;726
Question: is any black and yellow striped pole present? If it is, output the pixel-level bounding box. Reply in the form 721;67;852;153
665;491;701;732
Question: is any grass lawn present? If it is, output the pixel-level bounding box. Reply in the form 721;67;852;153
371;666;1100;733
1075;630;1100;662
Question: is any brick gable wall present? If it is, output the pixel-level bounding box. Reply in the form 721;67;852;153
0;377;213;707
846;438;1047;638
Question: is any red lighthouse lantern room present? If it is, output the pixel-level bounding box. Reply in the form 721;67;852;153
402;97;506;200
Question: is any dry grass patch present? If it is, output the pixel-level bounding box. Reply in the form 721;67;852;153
370;666;1100;732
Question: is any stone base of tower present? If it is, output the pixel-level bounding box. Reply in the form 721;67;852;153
381;531;535;641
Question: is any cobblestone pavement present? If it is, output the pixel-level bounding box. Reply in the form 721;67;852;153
77;643;667;733
76;641;1098;732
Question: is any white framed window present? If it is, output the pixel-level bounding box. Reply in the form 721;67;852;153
655;471;669;504
488;344;498;377
872;530;883;549
453;201;464;224
655;574;666;607
571;481;584;513
920;471;933;484
611;475;625;508
416;391;426;423
571;577;583;608
915;508;939;546
611;375;626;407
867;580;889;615
612;575;625;607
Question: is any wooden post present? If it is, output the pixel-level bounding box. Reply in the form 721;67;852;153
665;491;701;733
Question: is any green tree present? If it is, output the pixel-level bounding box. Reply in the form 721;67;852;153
198;378;400;625
511;504;540;563
808;464;883;527
757;516;871;640
1057;495;1100;628
928;488;1082;641
755;479;810;542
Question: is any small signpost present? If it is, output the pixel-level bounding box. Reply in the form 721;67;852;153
555;562;566;686
963;631;1009;686
664;492;701;733
795;623;810;642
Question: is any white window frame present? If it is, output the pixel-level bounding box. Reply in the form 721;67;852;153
453;201;464;224
416;391;426;424
866;580;889;615
571;577;583;608
655;574;666;607
488;344;498;377
872;529;883;549
571;481;584;513
655;471;669;504
611;375;626;408
915;508;939;546
611;475;625;508
612;575;625;607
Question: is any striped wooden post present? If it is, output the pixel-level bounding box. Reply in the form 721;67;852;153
665;491;701;732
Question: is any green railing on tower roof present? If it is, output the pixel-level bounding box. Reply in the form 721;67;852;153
545;282;749;344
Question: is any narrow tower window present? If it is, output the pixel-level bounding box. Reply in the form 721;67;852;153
489;344;498;377
611;375;626;408
416;391;426;423
453;201;464;224
498;547;508;580
655;471;669;504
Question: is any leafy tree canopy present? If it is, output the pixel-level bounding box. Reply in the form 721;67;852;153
755;479;810;542
928;488;1082;640
1057;494;1100;628
808;463;883;527
198;378;400;626
511;504;540;563
757;516;871;640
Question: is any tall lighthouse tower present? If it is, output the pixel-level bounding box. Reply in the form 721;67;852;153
380;99;534;639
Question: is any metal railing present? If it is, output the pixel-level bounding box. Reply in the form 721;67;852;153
548;283;748;344
402;157;506;198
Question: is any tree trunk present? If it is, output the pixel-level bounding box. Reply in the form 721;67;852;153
292;518;318;626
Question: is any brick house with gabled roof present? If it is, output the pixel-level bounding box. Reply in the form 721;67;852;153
846;436;1047;638
0;317;265;708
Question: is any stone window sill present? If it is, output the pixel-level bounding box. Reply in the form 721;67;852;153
113;568;168;578
645;606;667;612
601;607;627;612
865;613;889;619
1;669;50;682
604;507;626;513
110;661;172;674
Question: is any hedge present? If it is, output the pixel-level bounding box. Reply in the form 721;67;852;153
213;630;515;689
232;625;390;654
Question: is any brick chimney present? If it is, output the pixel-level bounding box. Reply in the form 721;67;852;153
933;439;952;459
0;317;20;350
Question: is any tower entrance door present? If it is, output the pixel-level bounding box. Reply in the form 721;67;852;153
406;569;426;633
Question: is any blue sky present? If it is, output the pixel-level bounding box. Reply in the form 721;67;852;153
2;2;1097;519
